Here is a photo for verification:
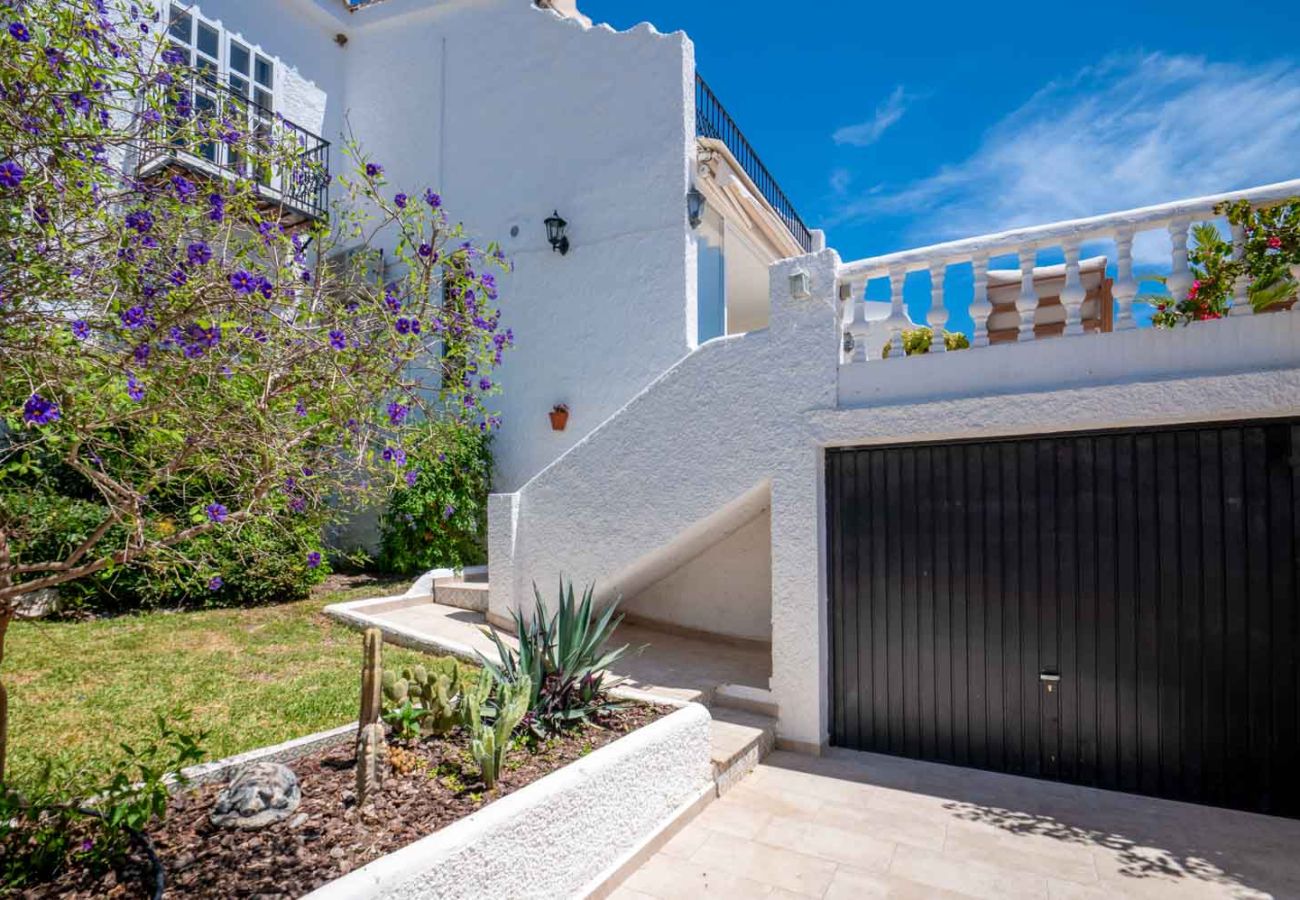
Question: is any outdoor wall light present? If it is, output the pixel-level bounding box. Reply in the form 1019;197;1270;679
687;186;706;228
544;210;570;255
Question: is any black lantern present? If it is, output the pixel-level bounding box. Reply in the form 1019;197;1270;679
544;210;569;255
687;186;706;228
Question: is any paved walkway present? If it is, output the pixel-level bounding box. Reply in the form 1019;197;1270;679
616;749;1300;899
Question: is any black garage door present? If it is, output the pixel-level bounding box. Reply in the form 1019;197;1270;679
826;418;1300;817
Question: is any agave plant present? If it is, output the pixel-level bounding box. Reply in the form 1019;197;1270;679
479;578;631;736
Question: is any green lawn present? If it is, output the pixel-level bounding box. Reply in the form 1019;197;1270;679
3;578;466;785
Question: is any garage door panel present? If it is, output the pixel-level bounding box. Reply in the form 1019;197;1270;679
827;418;1300;817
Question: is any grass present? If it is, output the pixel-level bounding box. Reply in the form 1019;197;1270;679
3;577;474;785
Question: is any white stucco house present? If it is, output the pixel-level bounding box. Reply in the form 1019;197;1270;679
182;0;1300;817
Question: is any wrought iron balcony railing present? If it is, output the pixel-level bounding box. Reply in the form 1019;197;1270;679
695;73;813;253
139;75;330;225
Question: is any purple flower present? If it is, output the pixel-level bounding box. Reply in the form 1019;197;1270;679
23;393;60;425
404;469;419;487
381;446;407;466
171;174;196;201
8;21;30;42
329;330;346;350
229;270;255;294
168;269;187;287
306;551;322;569
417;243;432;258
288;496;306;513
0;159;27;189
442;503;455;521
124;209;153;233
126;373;145;402
423;189;441;209
478;377;492;391
295;398;307;418
384;284;402;311
410;319;422;335
208;192;224;222
133;342;151;364
394;192;408;209
365;162;384;178
186;241;211;266
205;503;228;524
207;575;223;591
71;319;90;340
119;305;149;329
161;46;186;65
386;402;409;425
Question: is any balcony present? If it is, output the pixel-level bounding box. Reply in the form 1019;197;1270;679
695;74;812;254
139;76;330;227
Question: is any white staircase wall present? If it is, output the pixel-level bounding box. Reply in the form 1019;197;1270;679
621;500;772;643
489;250;845;750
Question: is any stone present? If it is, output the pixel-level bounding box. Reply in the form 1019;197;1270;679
210;762;301;830
14;588;62;620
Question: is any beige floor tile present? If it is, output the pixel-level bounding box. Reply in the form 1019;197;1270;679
888;843;1049;900
943;821;1098;884
756;814;896;871
606;886;661;900
623;853;775;899
726;781;826;819
1047;878;1121;900
809;799;949;851
690;830;838;897
658;821;707;859
752;764;876;806
694;798;774;840
825;866;977;900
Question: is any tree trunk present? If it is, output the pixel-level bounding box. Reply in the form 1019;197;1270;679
0;529;11;784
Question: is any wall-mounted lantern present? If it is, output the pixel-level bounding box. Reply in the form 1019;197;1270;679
687;186;706;228
544;210;570;255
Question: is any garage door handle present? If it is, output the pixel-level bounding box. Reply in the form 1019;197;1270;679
1040;671;1061;683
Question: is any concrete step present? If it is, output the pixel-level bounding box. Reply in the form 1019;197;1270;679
707;706;776;795
432;580;489;613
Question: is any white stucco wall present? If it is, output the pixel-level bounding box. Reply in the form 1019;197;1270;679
305;703;712;900
622;503;772;642
489;246;1300;752
336;1;697;491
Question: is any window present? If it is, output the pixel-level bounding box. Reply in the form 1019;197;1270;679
164;3;275;181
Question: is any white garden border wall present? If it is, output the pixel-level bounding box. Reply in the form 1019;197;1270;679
304;703;712;900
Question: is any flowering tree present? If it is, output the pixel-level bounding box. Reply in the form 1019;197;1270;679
0;0;513;780
1151;199;1300;325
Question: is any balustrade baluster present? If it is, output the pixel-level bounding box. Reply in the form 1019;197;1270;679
970;255;991;347
886;266;908;359
1016;247;1038;342
848;292;872;363
1112;228;1138;330
1060;239;1086;336
928;262;948;352
1230;222;1252;316
1166;218;1193;310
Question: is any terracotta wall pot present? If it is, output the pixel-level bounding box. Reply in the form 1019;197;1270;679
548;409;569;431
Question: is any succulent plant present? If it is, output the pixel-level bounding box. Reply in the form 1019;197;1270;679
470;674;531;790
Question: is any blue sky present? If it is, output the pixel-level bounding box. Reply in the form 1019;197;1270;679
582;0;1300;333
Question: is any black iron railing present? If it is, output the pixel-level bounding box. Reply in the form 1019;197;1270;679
140;76;330;223
695;73;812;253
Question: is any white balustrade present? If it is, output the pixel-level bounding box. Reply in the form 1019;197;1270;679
1060;240;1086;336
1112;228;1138;330
928;262;948;352
1016;247;1039;342
885;267;908;359
831;177;1300;364
970;254;991;347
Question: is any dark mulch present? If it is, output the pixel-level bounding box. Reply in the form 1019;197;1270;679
23;704;669;899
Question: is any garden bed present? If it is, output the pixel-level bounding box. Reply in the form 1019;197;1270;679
27;703;677;899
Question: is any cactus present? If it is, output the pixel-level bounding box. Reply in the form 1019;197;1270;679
380;660;477;737
356;721;387;805
381;668;409;705
460;668;493;730
470;675;531;790
358;628;383;731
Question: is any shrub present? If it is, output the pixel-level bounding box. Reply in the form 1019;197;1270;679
481;579;629;736
377;421;492;575
0;713;204;889
880;327;970;358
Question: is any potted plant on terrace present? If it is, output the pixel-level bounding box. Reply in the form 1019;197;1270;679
548;403;569;431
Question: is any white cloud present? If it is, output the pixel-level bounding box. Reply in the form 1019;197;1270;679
833;85;911;147
829;167;853;196
832;53;1300;257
